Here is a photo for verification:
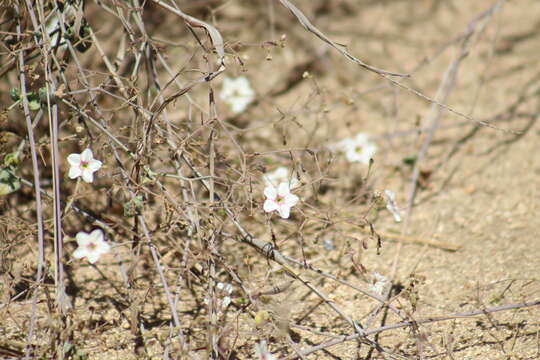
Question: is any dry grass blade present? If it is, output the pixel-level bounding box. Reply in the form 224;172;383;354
150;0;225;67
277;0;409;78
299;300;540;356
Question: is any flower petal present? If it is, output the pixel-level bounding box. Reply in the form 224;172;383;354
76;231;90;245
263;199;278;213
86;252;100;264
87;159;102;172
284;193;299;207
354;133;369;144
230;100;247;114
277;182;290;197
278;205;291;219
98;241;111;255
68;166;82;179
67;153;81;166
345;148;362;163
89;229;104;241
338;138;355;151
264;185;277;200
222;296;231;309
80;149;94;162
73;247;86;259
81;170;94;183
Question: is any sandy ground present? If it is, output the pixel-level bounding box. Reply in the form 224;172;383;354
1;0;539;359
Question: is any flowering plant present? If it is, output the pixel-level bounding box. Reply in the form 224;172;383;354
72;229;111;264
219;76;255;113
263;166;300;189
331;133;377;164
67;148;102;183
263;182;299;219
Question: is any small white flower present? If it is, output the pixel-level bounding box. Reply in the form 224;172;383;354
221;296;232;308
205;282;234;309
216;282;233;294
255;340;277;360
383;190;401;222
263;167;300;189
331;133;377;164
72;229;111;264
217;282;233;309
323;239;335;251
369;272;389;295
67;148;102;183
263;182;299;219
220;76;255;113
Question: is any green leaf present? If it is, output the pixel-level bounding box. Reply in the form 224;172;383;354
0;168;21;195
10;88;20;101
402;155;417;166
28;99;41;111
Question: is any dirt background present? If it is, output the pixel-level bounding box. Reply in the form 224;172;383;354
1;0;539;359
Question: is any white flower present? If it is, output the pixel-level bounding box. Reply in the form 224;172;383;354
383;190;401;222
72;229;111;264
263;182;299;219
67;148;102;183
216;282;233;309
331;133;377;164
263;167;300;189
323;239;335;251
204;282;234;309
255;340;277;360
220;76;255;113
369;272;389;295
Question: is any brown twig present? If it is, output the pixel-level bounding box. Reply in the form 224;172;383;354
298;299;540;357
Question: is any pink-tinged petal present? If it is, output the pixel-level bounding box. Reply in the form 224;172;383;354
263;199;278;213
67;153;81;166
86;159;102;172
73;247;86;259
278;205;291;219
68;166;82;179
284;193;299;207
264;185;277;200
277;182;290;197
81;171;94;183
80;148;94;162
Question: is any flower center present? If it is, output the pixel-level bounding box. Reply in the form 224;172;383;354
276;195;285;205
87;241;97;251
81;160;89;169
354;145;363;153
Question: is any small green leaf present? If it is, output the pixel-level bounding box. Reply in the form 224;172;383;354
4;152;21;168
39;87;48;102
402;155;417;166
28;99;41;111
10;88;20;101
0;168;21;195
26;92;42;111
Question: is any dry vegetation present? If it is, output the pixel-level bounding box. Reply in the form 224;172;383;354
1;0;539;359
